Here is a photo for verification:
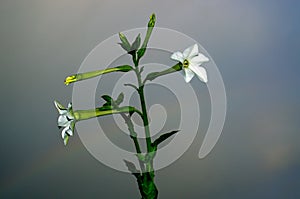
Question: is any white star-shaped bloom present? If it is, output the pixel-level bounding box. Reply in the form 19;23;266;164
171;44;209;83
54;100;75;145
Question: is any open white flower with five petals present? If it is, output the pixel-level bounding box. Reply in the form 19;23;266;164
54;100;75;145
171;44;209;83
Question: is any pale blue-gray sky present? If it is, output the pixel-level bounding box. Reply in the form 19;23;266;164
0;0;299;198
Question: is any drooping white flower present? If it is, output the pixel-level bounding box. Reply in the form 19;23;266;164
54;100;75;145
171;44;209;83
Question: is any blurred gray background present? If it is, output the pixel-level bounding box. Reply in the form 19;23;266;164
0;0;299;198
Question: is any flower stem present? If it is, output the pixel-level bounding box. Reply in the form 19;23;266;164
119;112;145;172
135;67;152;152
73;106;141;121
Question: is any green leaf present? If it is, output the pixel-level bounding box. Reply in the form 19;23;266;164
139;66;145;74
124;83;138;91
102;102;111;107
151;130;180;150
119;32;131;52
124;160;138;173
137;48;146;60
115;93;124;106
130;34;141;52
101;95;113;103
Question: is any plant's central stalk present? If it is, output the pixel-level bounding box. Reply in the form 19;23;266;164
135;65;158;198
135;66;152;153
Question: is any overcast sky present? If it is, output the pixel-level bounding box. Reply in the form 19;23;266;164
0;0;299;198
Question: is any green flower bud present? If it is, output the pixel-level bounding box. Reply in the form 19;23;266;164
148;13;156;27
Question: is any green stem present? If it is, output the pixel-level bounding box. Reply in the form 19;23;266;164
65;65;133;85
143;63;182;84
73;106;141;121
135;67;152;152
119;112;145;172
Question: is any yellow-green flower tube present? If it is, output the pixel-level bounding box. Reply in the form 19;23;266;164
65;65;133;85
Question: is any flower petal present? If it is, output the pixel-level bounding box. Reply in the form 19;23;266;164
171;51;184;63
54;100;67;114
67;103;72;109
189;65;208;83
66;128;73;136
183;44;199;59
58;115;69;127
190;53;209;65
183;68;195;83
61;127;68;139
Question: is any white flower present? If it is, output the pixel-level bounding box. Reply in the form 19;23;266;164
54;100;75;145
171;44;209;83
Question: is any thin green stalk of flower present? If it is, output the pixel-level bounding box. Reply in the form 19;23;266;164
64;65;133;85
54;101;142;145
73;106;142;121
134;66;152;153
143;62;182;84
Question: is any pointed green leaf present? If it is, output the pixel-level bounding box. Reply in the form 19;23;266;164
115;93;124;106
130;34;141;52
139;66;145;74
124;83;138;91
102;102;111;107
124;160;139;173
137;48;146;60
119;32;131;51
101;95;113;103
152;130;180;149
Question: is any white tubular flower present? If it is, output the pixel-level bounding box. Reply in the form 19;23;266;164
54;100;75;145
171;44;209;83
